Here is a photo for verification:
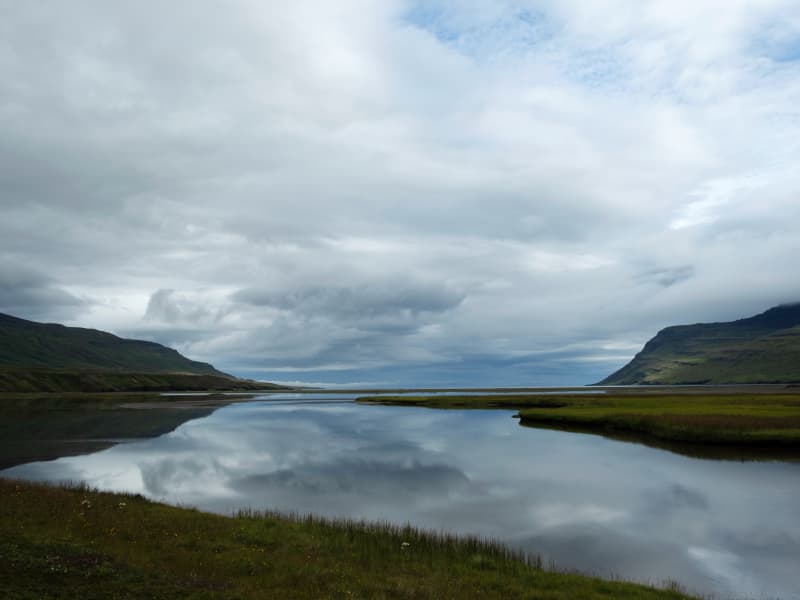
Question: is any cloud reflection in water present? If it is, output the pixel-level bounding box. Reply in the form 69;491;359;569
4;398;800;600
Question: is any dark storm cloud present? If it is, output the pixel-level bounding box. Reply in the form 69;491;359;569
235;282;464;319
232;280;466;340
636;265;695;288
0;260;86;321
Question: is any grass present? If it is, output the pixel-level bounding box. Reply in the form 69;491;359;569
357;389;800;448
0;478;696;599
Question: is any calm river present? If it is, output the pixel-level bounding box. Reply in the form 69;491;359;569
4;393;800;599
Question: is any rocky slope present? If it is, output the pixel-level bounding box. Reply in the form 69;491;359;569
597;304;800;385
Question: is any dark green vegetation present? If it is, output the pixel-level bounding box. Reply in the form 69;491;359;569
598;303;800;385
0;479;695;600
0;312;226;375
0;368;280;393
0;312;284;392
0;392;251;469
358;387;800;450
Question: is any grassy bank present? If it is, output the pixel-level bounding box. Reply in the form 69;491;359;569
0;479;695;600
357;389;800;447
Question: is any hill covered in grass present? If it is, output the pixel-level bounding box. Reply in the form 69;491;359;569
0;369;279;393
597;304;800;385
0;312;283;392
0;312;228;375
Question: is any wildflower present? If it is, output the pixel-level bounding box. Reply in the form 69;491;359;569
80;499;92;508
118;502;127;509
401;542;411;551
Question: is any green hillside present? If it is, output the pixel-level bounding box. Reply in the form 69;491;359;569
0;369;279;393
0;312;228;376
598;304;800;385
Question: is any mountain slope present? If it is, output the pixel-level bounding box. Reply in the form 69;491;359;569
597;304;800;385
0;312;228;376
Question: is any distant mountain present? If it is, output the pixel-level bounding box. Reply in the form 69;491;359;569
0;312;228;376
597;304;800;385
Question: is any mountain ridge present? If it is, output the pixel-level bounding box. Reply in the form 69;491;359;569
0;311;228;378
597;303;800;385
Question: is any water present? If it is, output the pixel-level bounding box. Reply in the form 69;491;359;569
4;393;800;599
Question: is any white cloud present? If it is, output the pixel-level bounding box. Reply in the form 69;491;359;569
1;1;799;384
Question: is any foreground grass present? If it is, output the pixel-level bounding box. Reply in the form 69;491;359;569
0;479;695;600
357;390;800;448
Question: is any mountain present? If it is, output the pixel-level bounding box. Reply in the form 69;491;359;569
597;303;800;385
0;312;229;376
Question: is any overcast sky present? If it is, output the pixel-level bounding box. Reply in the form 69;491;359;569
2;1;799;386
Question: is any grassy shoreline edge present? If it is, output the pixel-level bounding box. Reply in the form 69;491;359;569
355;390;800;449
0;478;696;599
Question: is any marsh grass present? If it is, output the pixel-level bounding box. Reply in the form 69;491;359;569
357;391;800;448
0;478;695;599
516;394;800;446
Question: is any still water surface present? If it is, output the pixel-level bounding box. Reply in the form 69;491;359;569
5;393;800;599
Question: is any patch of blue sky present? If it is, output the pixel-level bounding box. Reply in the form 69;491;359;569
768;43;800;63
402;2;558;59
750;28;800;64
403;4;460;43
403;2;631;93
561;46;630;90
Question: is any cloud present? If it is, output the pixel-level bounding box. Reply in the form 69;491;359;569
636;265;694;288
145;288;220;325
232;278;465;344
0;260;86;321
1;1;799;384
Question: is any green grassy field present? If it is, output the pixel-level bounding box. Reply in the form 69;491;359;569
357;389;800;448
0;479;695;600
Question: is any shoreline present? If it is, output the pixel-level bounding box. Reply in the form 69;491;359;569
0;478;697;599
356;388;800;454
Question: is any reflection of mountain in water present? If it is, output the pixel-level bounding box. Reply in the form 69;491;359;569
0;405;215;470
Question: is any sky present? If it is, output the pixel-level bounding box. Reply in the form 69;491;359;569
1;0;800;387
